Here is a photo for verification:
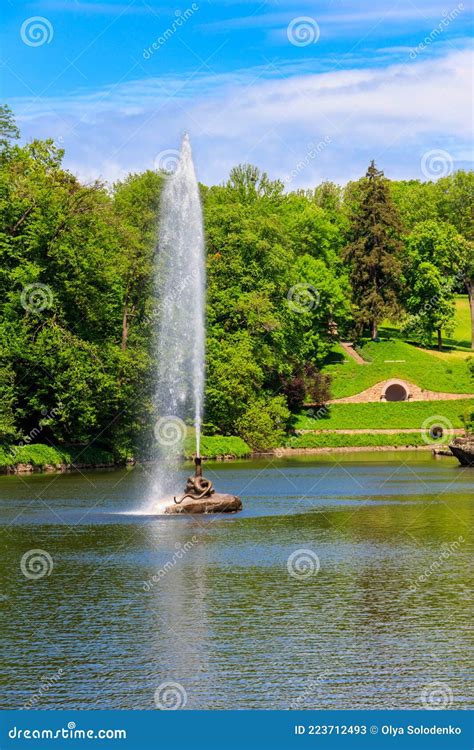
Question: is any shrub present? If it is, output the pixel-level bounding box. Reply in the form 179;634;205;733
0;443;115;469
467;356;474;380
305;367;332;405
236;395;290;451
7;444;71;467
281;374;306;411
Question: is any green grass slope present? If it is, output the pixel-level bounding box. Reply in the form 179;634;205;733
286;433;433;449
324;339;473;398
295;400;472;430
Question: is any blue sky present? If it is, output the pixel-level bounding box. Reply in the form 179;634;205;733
2;0;473;186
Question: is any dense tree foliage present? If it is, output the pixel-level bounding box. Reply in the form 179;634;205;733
402;221;467;348
434;171;474;345
203;165;350;446
343;161;403;339
0;108;472;454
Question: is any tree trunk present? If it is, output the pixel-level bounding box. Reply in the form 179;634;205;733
437;327;442;351
371;321;378;340
467;279;474;350
121;302;128;351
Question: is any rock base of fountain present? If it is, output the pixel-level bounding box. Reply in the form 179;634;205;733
164;457;242;514
164;492;242;514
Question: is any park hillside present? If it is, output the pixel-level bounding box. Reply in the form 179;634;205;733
0;105;473;468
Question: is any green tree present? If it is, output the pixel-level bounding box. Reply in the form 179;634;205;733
203;164;346;434
282;192;344;263
205;334;264;434
0;136;151;455
403;220;468;349
390;179;438;230
343;161;403;339
402;261;455;348
112;170;164;349
236;395;289;451
434;171;474;347
0;105;20;150
203;167;293;430
313;181;343;214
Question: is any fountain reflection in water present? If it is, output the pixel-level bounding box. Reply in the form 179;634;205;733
148;134;205;508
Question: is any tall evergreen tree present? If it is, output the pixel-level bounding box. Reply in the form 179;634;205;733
0;105;20;150
344;161;403;339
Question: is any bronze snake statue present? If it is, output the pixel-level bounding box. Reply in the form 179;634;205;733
174;457;215;504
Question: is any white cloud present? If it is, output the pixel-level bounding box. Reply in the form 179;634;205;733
10;48;473;187
198;2;469;33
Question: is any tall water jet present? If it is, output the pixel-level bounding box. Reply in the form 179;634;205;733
148;135;241;514
150;134;204;502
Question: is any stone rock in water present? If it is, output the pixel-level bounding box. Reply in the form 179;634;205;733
164;493;242;514
449;436;474;466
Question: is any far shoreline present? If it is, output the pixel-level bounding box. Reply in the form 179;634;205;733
257;444;441;456
0;443;458;477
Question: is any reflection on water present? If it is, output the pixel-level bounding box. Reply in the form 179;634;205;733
0;452;472;710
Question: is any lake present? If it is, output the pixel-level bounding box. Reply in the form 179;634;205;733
0;451;472;710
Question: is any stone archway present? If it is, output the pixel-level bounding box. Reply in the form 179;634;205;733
328;379;474;404
382;380;409;402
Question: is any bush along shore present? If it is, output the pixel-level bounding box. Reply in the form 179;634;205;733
0;444;117;474
0;436;253;474
1;431;460;475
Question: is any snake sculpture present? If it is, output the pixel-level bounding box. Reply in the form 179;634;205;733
174;472;215;504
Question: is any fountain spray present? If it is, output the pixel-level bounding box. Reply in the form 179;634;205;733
148;134;241;514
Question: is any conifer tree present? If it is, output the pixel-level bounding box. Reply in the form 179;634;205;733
344;161;403;339
0;105;20;149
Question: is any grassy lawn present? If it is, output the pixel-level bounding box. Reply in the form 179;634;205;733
445;295;472;349
184;435;250;459
294;400;472;430
324;339;473;398
286;432;434;449
379;295;472;350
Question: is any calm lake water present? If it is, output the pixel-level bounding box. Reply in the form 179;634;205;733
0;452;472;710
